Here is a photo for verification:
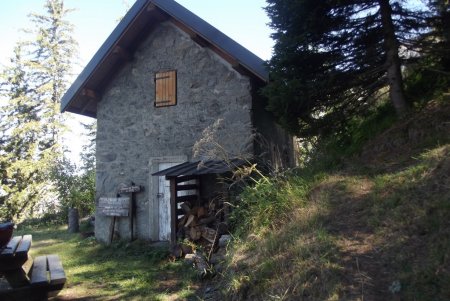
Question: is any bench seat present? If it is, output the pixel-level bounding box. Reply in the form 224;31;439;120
30;254;66;289
0;254;67;300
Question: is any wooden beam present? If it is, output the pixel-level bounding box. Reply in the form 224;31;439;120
81;88;99;101
146;3;156;12
171;19;210;48
190;33;209;48
113;45;133;61
170;178;177;245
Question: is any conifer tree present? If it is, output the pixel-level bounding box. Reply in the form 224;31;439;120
0;45;46;220
263;0;431;137
0;0;78;221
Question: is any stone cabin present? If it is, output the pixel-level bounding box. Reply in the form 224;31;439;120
61;0;294;243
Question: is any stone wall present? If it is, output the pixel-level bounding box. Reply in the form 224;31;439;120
95;21;253;242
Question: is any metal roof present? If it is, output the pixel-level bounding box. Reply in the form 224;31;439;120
152;158;248;177
60;0;268;118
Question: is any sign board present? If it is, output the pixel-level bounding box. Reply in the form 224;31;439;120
98;197;130;217
118;185;142;194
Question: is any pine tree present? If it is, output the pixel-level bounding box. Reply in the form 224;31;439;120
0;0;78;222
26;0;78;150
263;0;430;137
0;45;46;221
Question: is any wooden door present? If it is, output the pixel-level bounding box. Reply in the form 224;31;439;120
158;162;178;241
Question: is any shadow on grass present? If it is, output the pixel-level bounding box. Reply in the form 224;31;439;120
13;226;199;301
314;145;450;300
224;145;449;301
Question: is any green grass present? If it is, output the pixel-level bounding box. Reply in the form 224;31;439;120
14;224;198;301
221;93;450;301
223;143;450;300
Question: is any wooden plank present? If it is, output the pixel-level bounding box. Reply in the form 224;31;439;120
30;256;48;286
118;185;141;193
98;208;129;217
98;197;130;208
175;175;198;184
1;236;21;257
175;195;198;203
15;235;32;257
98;197;130;217
175;184;198;191
47;255;66;285
155;70;176;107
170;178;177;244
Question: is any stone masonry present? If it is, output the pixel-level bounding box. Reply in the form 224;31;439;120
95;22;254;242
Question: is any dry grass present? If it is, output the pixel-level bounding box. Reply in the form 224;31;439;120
220;99;450;301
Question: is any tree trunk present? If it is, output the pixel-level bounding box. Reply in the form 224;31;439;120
379;0;409;116
68;207;79;233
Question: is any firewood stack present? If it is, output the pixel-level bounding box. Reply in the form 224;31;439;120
173;198;230;276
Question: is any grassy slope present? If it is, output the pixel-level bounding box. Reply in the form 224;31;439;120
222;100;450;301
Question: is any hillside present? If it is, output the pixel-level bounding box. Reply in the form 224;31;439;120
211;99;450;301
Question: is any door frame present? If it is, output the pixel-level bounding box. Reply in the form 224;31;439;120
149;155;187;241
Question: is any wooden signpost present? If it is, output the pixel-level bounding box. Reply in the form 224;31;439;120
118;185;141;194
99;197;130;244
100;184;143;244
98;197;130;217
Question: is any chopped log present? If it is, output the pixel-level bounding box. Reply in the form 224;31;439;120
197;206;207;218
180;202;191;214
177;215;187;228
190;227;202;241
201;227;216;244
189;206;199;216
184;253;196;264
198;215;216;225
184;215;195;228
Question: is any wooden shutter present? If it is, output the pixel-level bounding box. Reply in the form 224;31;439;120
155;70;177;107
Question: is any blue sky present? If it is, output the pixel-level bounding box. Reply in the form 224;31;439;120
0;0;274;67
0;0;274;164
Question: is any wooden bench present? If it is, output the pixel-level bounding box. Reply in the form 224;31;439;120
0;254;66;301
0;235;66;301
30;255;66;291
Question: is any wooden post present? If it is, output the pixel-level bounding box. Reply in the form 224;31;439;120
109;217;116;245
117;185;142;242
129;196;134;241
170;178;177;245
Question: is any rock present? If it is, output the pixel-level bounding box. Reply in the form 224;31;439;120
218;234;231;247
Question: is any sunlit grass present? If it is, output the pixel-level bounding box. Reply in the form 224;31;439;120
14;224;197;300
223;144;450;300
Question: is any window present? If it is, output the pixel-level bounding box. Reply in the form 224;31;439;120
154;70;177;107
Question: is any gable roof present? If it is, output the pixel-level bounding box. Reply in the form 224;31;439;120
61;0;269;118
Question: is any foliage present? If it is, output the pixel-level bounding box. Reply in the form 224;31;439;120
0;0;78;222
230;170;316;237
263;0;448;138
50;155;95;217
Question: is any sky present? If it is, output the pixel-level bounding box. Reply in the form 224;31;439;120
0;0;274;165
